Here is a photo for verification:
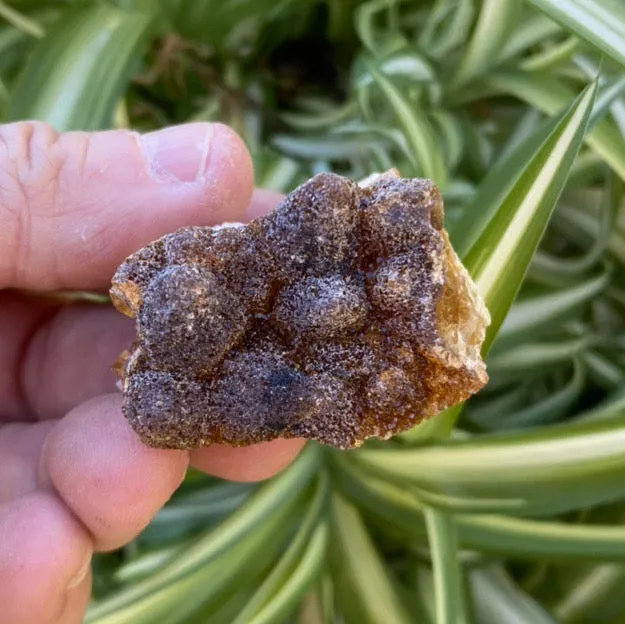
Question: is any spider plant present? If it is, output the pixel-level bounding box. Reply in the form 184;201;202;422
2;0;625;622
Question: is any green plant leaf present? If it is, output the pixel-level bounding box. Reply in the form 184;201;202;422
352;48;436;89
424;507;469;624
530;171;621;282
470;566;558;624
336;456;625;561
0;1;44;38
465;81;597;351
8;4;153;131
406;80;597;441
554;564;625;623
417;0;474;59
550;200;625;266
451;75;622;261
460;514;625;562
355;0;404;55
477;359;586;430
449;115;559;258
272;133;388;161
485;71;625;182
520;36;579;72
499;271;609;340
231;472;329;624
281;101;359;131
496;12;562;63
573;387;625;423
584;350;625;390
466;383;531;427
137;482;253;545
451;0;521;87
487;339;591;373
367;65;447;185
243;522;329;624
590;75;625;128
330;493;413;624
527;0;625;69
114;544;185;585
355;413;625;515
165;0;303;48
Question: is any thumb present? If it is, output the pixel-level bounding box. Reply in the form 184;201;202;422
0;121;254;291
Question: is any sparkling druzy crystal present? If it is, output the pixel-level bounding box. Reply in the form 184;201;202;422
110;170;490;449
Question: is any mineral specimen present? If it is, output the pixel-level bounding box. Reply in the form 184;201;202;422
110;170;490;449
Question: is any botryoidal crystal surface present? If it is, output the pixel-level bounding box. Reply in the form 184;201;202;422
111;170;490;449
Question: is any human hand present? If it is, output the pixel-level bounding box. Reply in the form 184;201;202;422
0;121;305;624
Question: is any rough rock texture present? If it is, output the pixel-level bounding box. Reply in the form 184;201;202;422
110;170;490;449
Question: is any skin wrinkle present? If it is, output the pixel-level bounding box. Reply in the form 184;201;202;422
0;433;31;500
74;131;93;182
36;430;52;490
103;130;152;183
126;129;152;185
0;422;54;501
123;128;156;186
51;538;92;624
41;132;118;285
13;123;38;285
0;297;33;420
8;299;56;421
44;129;74;251
76;196;129;278
0;133;26;287
21;309;56;419
0;123;66;287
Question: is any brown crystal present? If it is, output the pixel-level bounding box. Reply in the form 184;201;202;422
110;170;490;450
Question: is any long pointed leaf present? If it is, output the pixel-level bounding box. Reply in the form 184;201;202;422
485;71;625;182
330;494;413;624
355;413;625;515
8;5;153;131
232;473;329;624
407;80;597;439
451;0;520;87
368;66;447;185
470;566;557;624
527;0;625;70
465;81;597;350
336;459;625;560
499;271;609;339
424;507;469;624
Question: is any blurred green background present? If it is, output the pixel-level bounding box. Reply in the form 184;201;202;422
2;0;625;622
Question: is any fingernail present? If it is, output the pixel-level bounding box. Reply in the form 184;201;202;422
140;123;214;183
67;553;91;589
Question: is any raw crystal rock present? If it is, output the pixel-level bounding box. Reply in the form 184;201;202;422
110;170;490;449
